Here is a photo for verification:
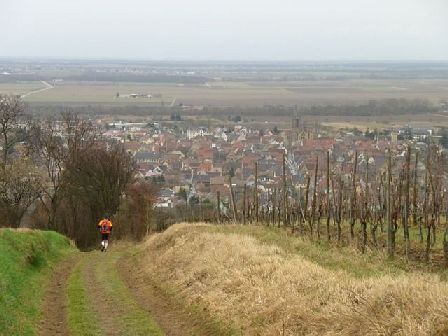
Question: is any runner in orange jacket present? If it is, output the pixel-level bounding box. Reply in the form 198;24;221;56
98;216;113;252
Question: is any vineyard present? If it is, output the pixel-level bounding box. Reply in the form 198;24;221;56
173;143;448;268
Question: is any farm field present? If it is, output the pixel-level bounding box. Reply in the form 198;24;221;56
0;82;44;96
318;112;448;130
0;78;447;107
19;82;175;105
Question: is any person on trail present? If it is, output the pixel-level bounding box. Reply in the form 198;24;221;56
98;216;113;252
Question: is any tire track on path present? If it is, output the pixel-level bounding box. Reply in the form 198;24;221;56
38;255;79;336
118;252;234;336
80;250;163;336
39;245;233;336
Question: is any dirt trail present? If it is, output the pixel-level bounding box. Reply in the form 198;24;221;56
39;246;229;336
81;256;125;336
80;251;165;336
38;256;78;336
118;257;218;336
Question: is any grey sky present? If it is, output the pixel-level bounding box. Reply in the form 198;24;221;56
1;0;447;60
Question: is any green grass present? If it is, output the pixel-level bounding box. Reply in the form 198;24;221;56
67;263;102;336
0;229;76;336
95;252;164;336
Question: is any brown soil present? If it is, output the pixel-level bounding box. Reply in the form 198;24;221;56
38;256;78;336
118;255;231;336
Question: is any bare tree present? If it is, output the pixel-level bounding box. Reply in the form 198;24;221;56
0;95;24;166
114;181;159;240
60;142;135;247
28;118;67;229
0;158;42;227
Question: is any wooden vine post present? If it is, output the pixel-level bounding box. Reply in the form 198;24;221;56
310;156;318;238
326;150;331;241
243;183;247;225
254;162;259;223
304;173;311;224
404;145;411;258
387;149;394;258
361;157;369;254
350;150;358;240
413;151;422;242
217;191;221;223
337;174;343;242
229;175;238;223
283;151;288;227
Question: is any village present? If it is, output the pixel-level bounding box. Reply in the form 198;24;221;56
96;117;439;217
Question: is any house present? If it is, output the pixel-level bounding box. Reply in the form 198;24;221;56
154;188;175;208
210;176;228;195
135;151;161;164
144;166;163;178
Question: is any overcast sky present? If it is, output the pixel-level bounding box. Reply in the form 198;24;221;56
1;0;447;61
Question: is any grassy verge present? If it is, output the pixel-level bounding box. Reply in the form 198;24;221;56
0;229;76;336
67;263;102;336
95;252;164;336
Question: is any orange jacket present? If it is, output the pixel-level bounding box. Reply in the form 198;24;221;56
98;219;113;234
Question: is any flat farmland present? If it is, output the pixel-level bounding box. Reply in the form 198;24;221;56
319;113;448;130
19;82;175;105
0;82;44;96
0;79;447;106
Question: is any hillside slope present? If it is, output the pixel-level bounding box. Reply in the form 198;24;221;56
135;223;448;336
0;229;76;336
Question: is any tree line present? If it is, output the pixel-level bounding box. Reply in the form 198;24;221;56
298;99;437;116
0;95;158;248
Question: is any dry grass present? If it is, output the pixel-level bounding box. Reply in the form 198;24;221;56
139;223;448;336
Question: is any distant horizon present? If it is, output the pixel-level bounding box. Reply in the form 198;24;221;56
1;57;448;64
